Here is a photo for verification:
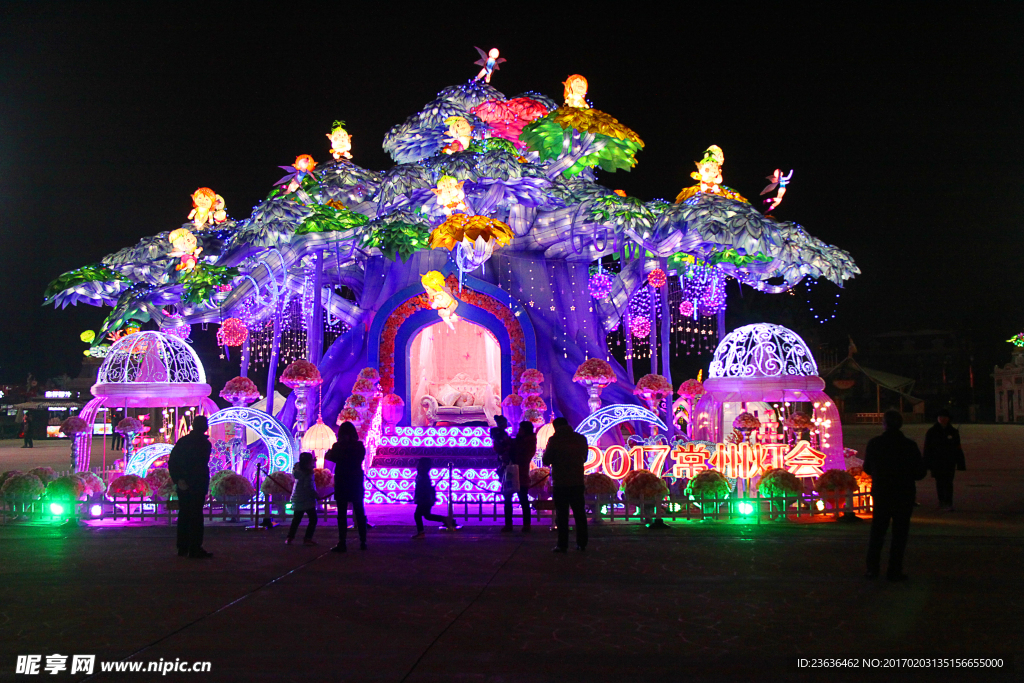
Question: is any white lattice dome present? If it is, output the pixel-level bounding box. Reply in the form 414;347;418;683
709;323;818;378
96;331;206;384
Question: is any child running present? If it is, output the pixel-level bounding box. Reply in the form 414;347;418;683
286;452;318;545
411;457;456;539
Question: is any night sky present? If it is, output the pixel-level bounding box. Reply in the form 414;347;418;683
1;5;1021;395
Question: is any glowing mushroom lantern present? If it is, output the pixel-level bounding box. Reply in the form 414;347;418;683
60;416;90;472
573;358;616;414
280;360;322;438
302;418;336;469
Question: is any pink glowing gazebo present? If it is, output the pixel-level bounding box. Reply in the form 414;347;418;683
75;332;218;470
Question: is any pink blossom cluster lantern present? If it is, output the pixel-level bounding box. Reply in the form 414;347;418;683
281;359;322;438
60;416;90;471
634;374;673;433
573;358;616;414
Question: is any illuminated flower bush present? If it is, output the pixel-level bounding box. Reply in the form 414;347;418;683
210;472;255;499
107;474;151;498
678;379;705;398
634;374;673;406
757;468;803;498
502;393;523;407
0;470;22;490
115;417;144;435
358;368;380;382
27;467;57;486
144;468;175;499
523;395;547;411
46;475;86;500
623;469;669;500
588;272;613;299
573;358;616;385
261;471;295;497
78;472;105;496
60;416;90;436
209;469;235;492
345;394;368;409
518;382;542;398
733;412;761;431
520;369;544;385
351;377;377;395
313;468;334;491
281;359;322;388
1;473;44;499
528;466;551;498
814;469;857;496
216;318;248;347
522;409;544;427
338;407;360;423
685;470;731;499
584;472;619;496
220;376;261;404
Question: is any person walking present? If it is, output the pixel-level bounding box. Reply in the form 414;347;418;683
411;457;456;538
325;421;367;553
21;413;33;448
167;415;213;559
542;417;588;552
502;421;536;532
923;408;966;511
863;410;927;581
286;452;319;545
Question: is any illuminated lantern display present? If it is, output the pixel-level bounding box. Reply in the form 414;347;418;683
563;74;589;109
430;213;514;282
573;358;616;414
275;155;317;194
281;359;322;438
188;187;227;229
441;116;473;154
302;418;336;469
115;417;144;459
629;316;651;339
679;300;694;317
431;175;468;216
59;416;90;472
647;267;667;289
216;318;248;347
326;120;353;161
168;228;203;272
220;376;260;407
674;145;748;204
421;271;460;330
760;168;793;211
588;271;614;299
472;46;506;84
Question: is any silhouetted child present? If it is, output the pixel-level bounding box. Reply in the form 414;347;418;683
286;452;318;545
411;457;456;538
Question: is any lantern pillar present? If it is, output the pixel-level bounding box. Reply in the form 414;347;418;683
659;257;674;442
266;305;282;417
308;250;325;366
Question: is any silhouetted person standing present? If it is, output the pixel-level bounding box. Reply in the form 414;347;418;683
863;410;926;580
543;417;588;552
168;415;213;559
923;408;966;510
326;421;367;552
502;421;535;532
21;413;32;448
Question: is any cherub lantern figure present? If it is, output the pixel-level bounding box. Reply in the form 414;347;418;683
674;146;748;204
326;121;353;161
563;74;589;109
442;116;473;154
473;47;506;84
188;187;227;229
431;175;468;216
275;154;318;194
168;228;203;272
421;270;460;330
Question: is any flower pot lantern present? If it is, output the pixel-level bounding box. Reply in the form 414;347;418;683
633;374;673;433
220;376;261;443
733;412;761;443
60;416;91;471
381;393;404;432
573;358;616;414
115;417;144;460
677;378;706;438
280;359;322;438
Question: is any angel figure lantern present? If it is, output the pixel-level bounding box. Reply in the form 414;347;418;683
442;116;473;154
432;175;468;216
188;187;227;229
421;270;460;330
275;154;318;194
326;121;353;161
473;47;506;84
674;145;748;203
563;74;589;109
168;228;203;272
760;168;793;211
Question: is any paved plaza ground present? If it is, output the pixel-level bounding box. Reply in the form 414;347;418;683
1;425;1022;682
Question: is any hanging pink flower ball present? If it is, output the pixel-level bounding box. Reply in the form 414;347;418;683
216;318;248;347
679;300;694;317
647;268;667;288
630;317;651;339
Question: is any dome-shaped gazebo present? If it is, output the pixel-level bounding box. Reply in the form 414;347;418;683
74;332;218;471
692;323;844;469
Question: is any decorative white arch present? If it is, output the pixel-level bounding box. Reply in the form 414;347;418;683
124;443;174;477
207;406;296;472
576;404;668;446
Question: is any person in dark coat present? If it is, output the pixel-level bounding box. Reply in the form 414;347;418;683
923;408;966;510
410;457;456;538
286;452;318;545
325;421;367;552
167;415;213;559
501;421;535;532
21;413;32;448
542;417;588;552
862;410;926;580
